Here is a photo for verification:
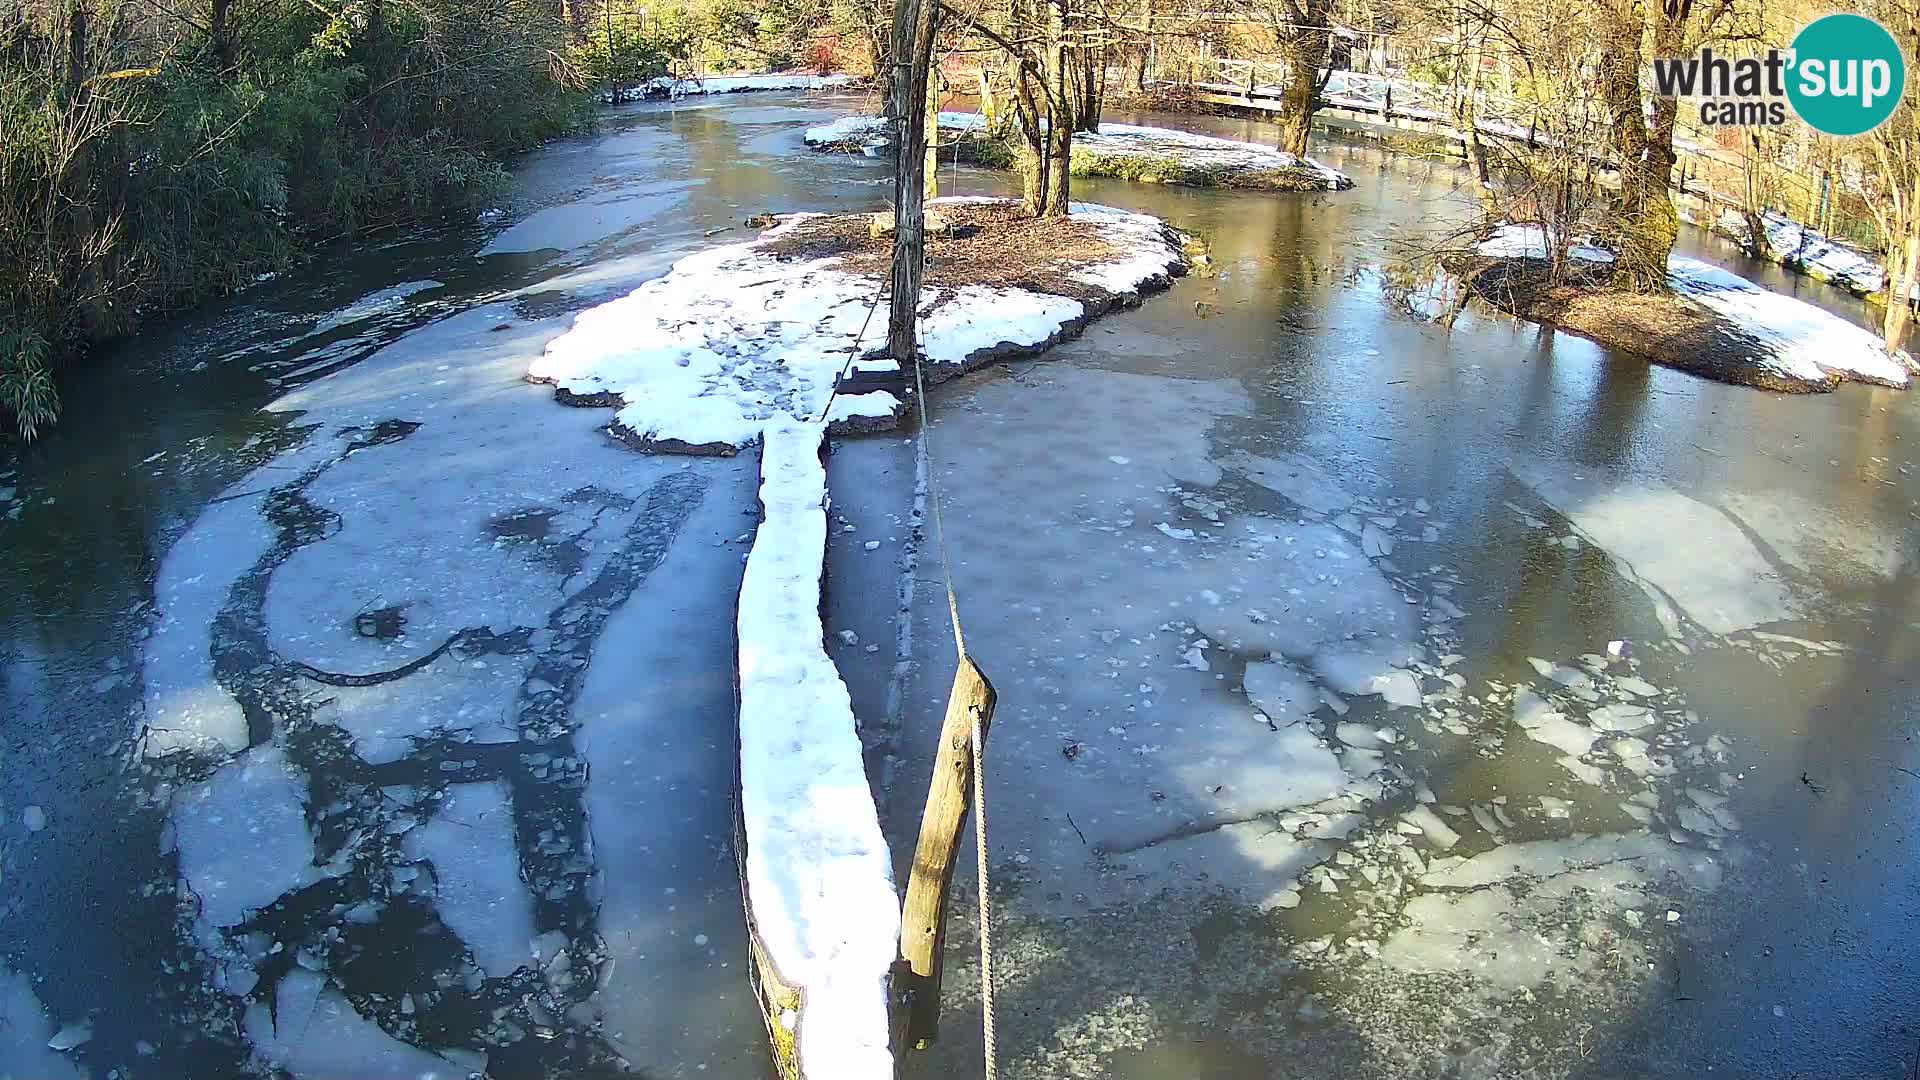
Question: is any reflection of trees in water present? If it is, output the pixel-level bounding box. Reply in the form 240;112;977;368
175;420;706;1076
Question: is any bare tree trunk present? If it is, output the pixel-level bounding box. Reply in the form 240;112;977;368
1275;0;1331;157
1013;42;1049;215
924;46;940;199
208;0;234;68
887;0;938;360
1042;0;1071;215
1600;0;1688;291
1132;0;1153;90
1885;208;1920;350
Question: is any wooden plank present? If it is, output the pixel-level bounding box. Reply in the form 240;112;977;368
896;654;997;1049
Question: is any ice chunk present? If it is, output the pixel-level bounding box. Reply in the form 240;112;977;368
1243;660;1316;724
1231;452;1354;514
1312;648;1422;708
245;970;461;1078
401;781;535;979
172;744;329;930
0;966;83;1079
1401;805;1460;850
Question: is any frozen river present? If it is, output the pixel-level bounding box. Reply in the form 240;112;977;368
0;93;1915;1079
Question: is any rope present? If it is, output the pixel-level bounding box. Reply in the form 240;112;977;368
910;337;991;1077
809;284;891;425
971;708;997;1080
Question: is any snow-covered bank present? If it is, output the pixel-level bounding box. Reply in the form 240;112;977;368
804;112;1353;191
736;421;898;1078
1470;226;1912;392
1666;256;1911;389
603;72;857;104
1705;207;1887;297
529;198;1192;452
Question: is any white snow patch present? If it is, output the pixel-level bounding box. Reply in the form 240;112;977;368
1476;224;1616;264
807;113;1351;188
737;420;897;1078
1667;256;1909;388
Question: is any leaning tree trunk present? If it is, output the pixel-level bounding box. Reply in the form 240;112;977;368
1014;63;1050;215
1885;204;1920;351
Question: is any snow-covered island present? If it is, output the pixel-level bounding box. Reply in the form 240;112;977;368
528;197;1190;1078
804;112;1353;192
1463;224;1915;393
530;197;1194;452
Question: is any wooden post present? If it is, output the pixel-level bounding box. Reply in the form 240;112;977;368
897;655;997;1048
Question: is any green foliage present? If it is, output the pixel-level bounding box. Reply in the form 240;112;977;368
0;330;57;443
0;0;592;441
577;21;677;88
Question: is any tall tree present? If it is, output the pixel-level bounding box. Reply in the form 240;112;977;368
1263;0;1332;156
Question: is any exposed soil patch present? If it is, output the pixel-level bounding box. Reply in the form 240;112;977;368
761;201;1128;304
1458;257;1837;394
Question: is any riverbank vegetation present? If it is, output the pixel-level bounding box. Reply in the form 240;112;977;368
0;0;596;438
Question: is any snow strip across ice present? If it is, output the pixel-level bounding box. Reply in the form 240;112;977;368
804;112;1353;189
530;198;1188;452
737;419;899;1077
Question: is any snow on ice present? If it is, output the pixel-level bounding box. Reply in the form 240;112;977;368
605;72;856;103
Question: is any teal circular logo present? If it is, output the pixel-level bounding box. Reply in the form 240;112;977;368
1787;14;1906;136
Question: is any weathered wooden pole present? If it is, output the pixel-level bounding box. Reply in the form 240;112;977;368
897;654;997;1048
887;0;938;361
